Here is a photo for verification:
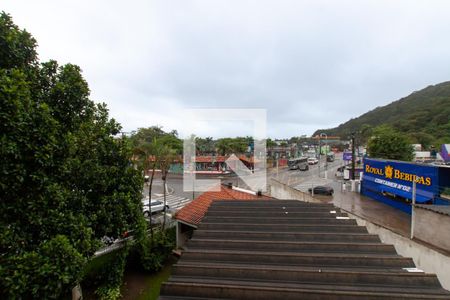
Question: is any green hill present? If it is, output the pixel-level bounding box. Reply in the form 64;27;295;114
314;81;450;147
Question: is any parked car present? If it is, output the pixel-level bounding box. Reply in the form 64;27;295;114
298;164;309;171
307;157;319;165
308;185;334;196
289;164;299;170
142;200;169;217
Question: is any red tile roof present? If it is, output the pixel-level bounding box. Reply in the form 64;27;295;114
194;156;229;163
237;155;262;164
174;185;273;227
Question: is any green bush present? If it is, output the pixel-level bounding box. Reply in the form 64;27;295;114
135;227;176;273
81;246;128;300
95;285;121;300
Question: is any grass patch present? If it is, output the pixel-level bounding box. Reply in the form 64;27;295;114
121;255;177;300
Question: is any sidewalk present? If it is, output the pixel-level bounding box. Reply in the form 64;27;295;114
288;160;412;238
291;177;410;237
311;180;411;237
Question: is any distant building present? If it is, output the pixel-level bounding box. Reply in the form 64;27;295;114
414;151;431;162
267;145;298;159
412;144;422;151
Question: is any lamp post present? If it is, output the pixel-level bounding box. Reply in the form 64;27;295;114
318;136;321;178
351;132;356;180
320;133;328;179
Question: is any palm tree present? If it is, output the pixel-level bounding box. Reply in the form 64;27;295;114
133;137;163;244
159;145;176;231
134;138;160;204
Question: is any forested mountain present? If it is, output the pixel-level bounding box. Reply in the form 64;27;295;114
314;81;450;147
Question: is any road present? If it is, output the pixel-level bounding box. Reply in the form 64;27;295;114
271;155;345;189
144;153;346;202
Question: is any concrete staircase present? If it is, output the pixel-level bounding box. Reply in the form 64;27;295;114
160;200;450;299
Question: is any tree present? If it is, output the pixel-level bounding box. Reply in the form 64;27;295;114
131;128;182;203
409;132;435;150
0;12;145;299
266;138;277;148
130;127;181;195
216;138;232;155
0;12;37;69
159;145;176;231
216;137;248;155
195;136;214;155
359;124;373;145
367;125;414;161
130;128;182;241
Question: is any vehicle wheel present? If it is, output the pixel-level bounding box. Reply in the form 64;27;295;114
143;211;150;218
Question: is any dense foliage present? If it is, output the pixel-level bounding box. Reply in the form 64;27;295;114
0;12;145;298
134;227;176;273
367;125;415;161
314;82;450;148
130;126;183;155
130;128;255;157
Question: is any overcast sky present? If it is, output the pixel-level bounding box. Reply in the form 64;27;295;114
4;0;450;138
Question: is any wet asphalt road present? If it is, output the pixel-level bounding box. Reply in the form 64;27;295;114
144;153;346;201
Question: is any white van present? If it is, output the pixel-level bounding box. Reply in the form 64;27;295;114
307;157;318;165
142;199;169;217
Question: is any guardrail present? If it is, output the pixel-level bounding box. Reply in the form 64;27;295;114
93;216;176;258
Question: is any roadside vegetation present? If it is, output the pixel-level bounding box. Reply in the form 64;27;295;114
367;125;415;161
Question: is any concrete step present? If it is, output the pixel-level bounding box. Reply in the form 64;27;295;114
174;260;416;274
197;223;369;233
159;296;226;300
206;207;341;213
193;230;381;243
172;263;441;288
161;279;450;299
202;216;357;225
211;201;335;208
161;199;450;299
181;249;415;269
205;211;346;218
186;239;397;254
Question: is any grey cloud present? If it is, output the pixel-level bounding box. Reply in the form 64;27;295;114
4;0;450;138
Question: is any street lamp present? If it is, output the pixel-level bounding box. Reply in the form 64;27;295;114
319;132;328;179
320;133;328;179
350;132;356;180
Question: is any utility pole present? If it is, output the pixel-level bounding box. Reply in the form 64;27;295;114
318;136;321;178
351;132;356;180
411;179;416;239
320;133;328;179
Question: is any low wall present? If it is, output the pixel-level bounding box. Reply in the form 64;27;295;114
269;179;450;290
413;206;450;252
269;178;319;203
349;212;450;291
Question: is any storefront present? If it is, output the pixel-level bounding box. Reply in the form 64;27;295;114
361;158;444;214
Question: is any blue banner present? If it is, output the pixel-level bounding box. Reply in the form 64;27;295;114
362;158;438;204
343;151;352;161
